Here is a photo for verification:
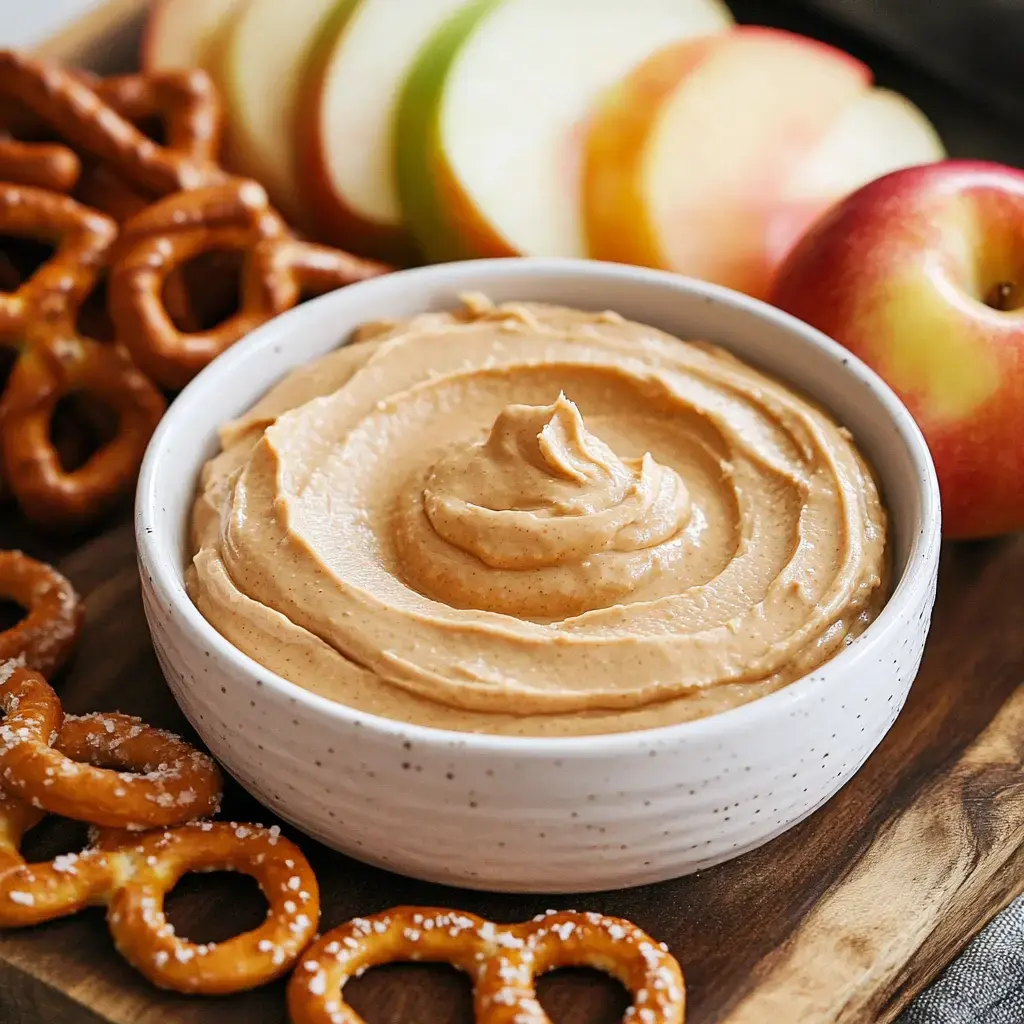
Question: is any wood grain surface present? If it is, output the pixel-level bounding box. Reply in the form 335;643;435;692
0;522;1022;1024
5;2;1024;1022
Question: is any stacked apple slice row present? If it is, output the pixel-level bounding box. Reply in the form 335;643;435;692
144;0;946;295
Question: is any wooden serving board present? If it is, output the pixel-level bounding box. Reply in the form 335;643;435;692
1;522;1024;1024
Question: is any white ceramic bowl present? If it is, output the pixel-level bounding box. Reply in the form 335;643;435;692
136;258;941;894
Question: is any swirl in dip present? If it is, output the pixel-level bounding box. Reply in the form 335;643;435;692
188;296;889;736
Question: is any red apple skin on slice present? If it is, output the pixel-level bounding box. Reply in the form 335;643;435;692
584;27;872;299
771;161;1024;539
142;0;247;73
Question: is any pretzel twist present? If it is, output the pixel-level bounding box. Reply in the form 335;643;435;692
0;793;319;994
0;183;166;528
287;907;685;1024
0;551;82;676
1;334;166;528
0;664;222;828
108;180;391;389
0;183;116;332
0;53;222;197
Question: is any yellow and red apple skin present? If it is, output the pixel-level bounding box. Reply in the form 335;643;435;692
584;28;871;298
584;40;708;271
769;160;1024;539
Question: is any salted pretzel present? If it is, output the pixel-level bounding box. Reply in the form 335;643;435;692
0;663;222;828
108;179;391;389
0;792;319;995
287;907;686;1023
0;552;82;676
0;52;222;197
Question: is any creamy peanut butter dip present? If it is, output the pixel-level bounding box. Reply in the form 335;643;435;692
188;296;889;736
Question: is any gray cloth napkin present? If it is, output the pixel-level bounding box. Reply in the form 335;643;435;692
898;894;1024;1024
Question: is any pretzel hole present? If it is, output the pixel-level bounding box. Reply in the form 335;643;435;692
0;598;25;632
537;969;631;1022
49;394;118;473
76;277;115;343
132;116;168;147
19;815;91;865
344;963;474;1020
163;870;267;945
166;249;243;332
0;235;57;291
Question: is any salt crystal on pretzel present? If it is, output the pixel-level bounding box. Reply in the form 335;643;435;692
0;789;319;994
286;906;685;1023
0;551;82;676
0;664;221;828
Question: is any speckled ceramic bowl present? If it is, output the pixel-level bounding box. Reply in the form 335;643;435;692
136;258;941;894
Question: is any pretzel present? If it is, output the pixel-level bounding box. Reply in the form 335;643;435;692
0;183;116;331
0;551;82;676
72;67;225;220
287;907;686;1023
74;162;149;224
1;333;166;528
0;795;319;995
108;180;391;389
253;236;393;310
0;183;166;528
0;53;223;197
0;663;222;828
0;138;80;192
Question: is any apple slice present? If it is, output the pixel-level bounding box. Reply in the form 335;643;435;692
300;0;469;263
395;0;734;263
142;0;248;73
766;88;946;267
583;27;873;299
221;0;343;226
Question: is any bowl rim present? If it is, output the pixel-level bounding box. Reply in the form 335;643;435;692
136;256;941;756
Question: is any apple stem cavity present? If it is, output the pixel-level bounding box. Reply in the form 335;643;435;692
985;281;1019;312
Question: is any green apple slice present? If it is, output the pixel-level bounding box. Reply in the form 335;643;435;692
396;0;733;262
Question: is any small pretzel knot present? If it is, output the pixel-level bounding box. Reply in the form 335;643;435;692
0;183;166;529
0;183;116;332
108;179;392;390
0;791;319;994
103;820;320;993
0;663;222;828
0;551;82;676
0;53;223;197
0;332;166;528
286;907;685;1024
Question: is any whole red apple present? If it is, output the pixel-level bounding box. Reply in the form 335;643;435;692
769;159;1024;539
